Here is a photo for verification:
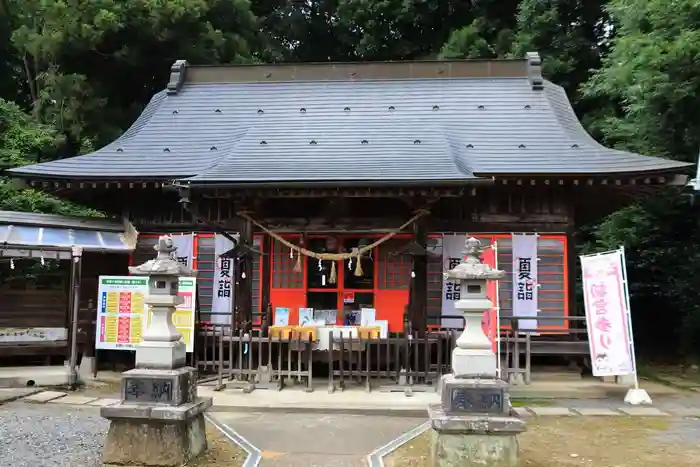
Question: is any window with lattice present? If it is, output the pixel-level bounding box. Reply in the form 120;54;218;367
272;237;303;288
196;234;216;322
426;235;443;326
251;235;262;314
378;238;411;290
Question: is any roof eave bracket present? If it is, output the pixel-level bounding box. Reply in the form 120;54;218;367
526;52;544;91
166;59;188;95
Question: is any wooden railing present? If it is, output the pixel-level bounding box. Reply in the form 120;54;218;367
195;325;460;394
194;315;590;392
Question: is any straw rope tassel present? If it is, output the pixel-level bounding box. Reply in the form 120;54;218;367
329;261;337;284
293;250;302;273
354;254;363;277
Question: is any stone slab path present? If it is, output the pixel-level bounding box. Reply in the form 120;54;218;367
209;412;425;467
13;389;700;417
0;388;41;404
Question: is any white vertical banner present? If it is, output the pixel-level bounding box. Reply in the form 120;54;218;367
170;233;194;268
211;234;234;325
581;250;635;377
511;234;538;331
441;234;466;328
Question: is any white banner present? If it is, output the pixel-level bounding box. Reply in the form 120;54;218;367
441;234;466;328
170;233;194;268
211;234;234;325
512;234;538;331
581;250;635;377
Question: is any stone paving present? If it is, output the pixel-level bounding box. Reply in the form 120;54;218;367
4;388;700;466
211;411;425;466
0;403;107;467
13;388;700;417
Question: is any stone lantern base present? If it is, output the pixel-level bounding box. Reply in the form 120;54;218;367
101;367;212;466
429;375;526;467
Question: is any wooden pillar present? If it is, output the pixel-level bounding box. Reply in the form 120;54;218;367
234;215;254;326
566;198;578;319
260;234;273;322
410;218;428;336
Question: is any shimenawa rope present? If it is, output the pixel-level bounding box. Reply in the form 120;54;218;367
237;209;429;282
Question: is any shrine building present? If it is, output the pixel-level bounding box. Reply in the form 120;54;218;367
8;53;692;337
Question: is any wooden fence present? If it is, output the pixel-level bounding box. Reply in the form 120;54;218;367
196;326;458;394
194;315;589;393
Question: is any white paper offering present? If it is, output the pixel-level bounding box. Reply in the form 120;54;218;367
360;308;376;326
298;308;314;326
274;307;290;326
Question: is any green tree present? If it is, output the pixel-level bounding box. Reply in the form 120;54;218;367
2;0;264;150
0;98;97;215
585;193;700;358
583;0;700;162
440;0;521;59
255;0;518;62
511;0;611;112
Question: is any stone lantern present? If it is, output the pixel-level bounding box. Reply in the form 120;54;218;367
131;237;192;369
101;236;212;467
429;237;525;467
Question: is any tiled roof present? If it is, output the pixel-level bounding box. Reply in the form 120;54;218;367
9;55;691;184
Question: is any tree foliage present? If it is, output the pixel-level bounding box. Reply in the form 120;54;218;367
584;0;700;162
0;98;98;215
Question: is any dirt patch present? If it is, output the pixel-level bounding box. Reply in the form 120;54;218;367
75;380;122;398
385;417;700;467
511;400;551;408
188;423;248;466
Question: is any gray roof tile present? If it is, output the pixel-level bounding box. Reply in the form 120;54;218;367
9;64;691;183
0;210;124;231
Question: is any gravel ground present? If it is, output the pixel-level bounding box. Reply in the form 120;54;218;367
0;403;107;467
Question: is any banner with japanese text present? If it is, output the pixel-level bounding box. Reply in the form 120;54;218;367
581;250;634;377
511;234;538;330
441;234;465;329
211;234;234;325
170;233;194;269
441;235;499;352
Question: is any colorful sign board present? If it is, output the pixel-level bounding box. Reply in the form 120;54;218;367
95;276;197;352
580;250;635;377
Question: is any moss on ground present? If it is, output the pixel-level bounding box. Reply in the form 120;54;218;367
385;417;699;467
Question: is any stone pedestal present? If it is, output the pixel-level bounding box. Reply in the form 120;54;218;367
429;405;523;467
101;367;212;466
429;376;525;467
136;340;186;370
451;293;498;377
